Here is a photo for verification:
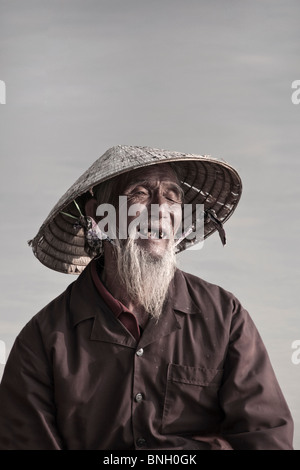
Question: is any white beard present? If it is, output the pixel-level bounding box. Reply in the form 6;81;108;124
113;237;177;320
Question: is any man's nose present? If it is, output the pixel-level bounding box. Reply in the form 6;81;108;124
147;191;171;223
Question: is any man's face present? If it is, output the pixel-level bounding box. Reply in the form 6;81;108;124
93;163;181;318
117;164;183;258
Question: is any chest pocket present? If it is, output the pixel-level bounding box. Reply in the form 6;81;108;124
161;363;223;435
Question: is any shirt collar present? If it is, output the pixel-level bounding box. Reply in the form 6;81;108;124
69;258;201;328
90;258;131;318
167;269;202;315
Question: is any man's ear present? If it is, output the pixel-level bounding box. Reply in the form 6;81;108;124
85;197;98;219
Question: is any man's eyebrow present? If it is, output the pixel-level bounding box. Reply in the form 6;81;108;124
125;180;184;195
166;182;184;197
161;182;185;202
125;180;148;189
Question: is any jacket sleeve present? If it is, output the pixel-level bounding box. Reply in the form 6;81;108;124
0;320;65;450
219;301;294;450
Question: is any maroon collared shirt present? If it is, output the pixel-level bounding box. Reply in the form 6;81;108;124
0;261;294;449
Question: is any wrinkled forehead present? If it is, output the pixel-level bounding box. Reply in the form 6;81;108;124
119;163;180;191
93;163;182;207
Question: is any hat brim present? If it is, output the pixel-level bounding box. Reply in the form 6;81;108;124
29;145;242;274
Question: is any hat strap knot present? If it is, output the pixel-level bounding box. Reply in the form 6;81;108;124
205;209;226;246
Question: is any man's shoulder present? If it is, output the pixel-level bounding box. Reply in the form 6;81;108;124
19;282;75;342
175;268;243;316
18;262;98;343
177;268;237;299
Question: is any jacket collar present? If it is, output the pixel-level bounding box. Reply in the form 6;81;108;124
169;269;202;315
69;260;202;347
69;262;104;327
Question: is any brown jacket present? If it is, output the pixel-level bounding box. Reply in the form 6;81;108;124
0;262;294;450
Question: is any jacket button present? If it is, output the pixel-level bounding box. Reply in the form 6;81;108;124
135;392;143;403
136;348;144;356
136;438;146;447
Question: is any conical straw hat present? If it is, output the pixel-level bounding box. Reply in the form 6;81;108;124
28;145;242;274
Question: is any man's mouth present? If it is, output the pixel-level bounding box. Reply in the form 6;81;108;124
138;225;170;240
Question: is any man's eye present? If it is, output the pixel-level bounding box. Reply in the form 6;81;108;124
128;189;149;198
165;192;182;203
132;190;148;197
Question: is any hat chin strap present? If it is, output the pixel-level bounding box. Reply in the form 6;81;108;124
205;209;226;246
61;201;226;258
60;200;117;258
174;210;226;249
174;225;195;247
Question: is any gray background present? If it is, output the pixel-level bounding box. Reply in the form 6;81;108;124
0;0;299;449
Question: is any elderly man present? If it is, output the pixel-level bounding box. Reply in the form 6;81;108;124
0;145;294;450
